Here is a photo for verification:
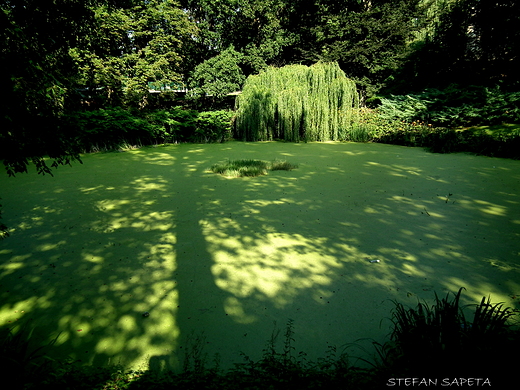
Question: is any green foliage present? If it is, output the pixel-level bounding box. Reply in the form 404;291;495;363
376;125;520;159
235;62;359;142
143;108;194;144
345;125;372;143
43;363;137;390
66;108;152;152
0;0;196;176
392;0;520;91
314;0;425;98
209;159;297;178
72;0;195;109
230;320;352;389
377;85;520;127
192;110;234;143
145;108;233;144
353;107;520;158
372;288;519;381
188;47;246;103
344;107;434;145
0;0;93;176
378;94;431;123
269;160;298;171
64;108;234;152
181;0;431;98
181;0;292;76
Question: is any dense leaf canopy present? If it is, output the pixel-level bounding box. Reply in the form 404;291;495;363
1;0;519;175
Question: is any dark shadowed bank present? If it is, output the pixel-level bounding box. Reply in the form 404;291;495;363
1;288;518;389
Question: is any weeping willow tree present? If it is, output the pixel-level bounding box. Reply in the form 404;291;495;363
235;62;359;142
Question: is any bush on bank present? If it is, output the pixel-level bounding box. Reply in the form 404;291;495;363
355;107;520;159
374;85;520;127
33;83;520;161
64;108;234;153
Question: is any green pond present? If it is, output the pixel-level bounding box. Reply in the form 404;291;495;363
1;141;519;371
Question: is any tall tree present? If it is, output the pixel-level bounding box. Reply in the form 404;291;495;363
1;0;100;238
72;0;195;108
473;0;520;88
182;0;426;99
181;0;293;75
1;0;198;178
389;0;520;92
0;0;96;175
187;46;245;105
310;0;424;99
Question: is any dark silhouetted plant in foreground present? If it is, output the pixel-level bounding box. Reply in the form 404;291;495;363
0;198;8;239
2;289;518;389
0;322;59;389
356;288;519;388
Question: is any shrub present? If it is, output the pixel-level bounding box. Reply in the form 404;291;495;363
377;85;520;127
360;108;436;147
345;124;372;143
193;110;234;143
65;108;234;151
144;108;198;144
147;109;234;144
65;108;154;152
361;107;520;158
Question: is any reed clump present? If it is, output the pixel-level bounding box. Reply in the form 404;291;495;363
209;159;298;177
360;287;519;383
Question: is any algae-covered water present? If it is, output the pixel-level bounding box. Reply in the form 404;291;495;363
1;141;519;371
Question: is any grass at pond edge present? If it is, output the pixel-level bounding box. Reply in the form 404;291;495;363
3;289;518;389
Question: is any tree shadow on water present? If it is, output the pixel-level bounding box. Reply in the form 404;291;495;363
1;142;519;386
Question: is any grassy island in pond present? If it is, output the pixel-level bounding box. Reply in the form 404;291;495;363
209;159;298;177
